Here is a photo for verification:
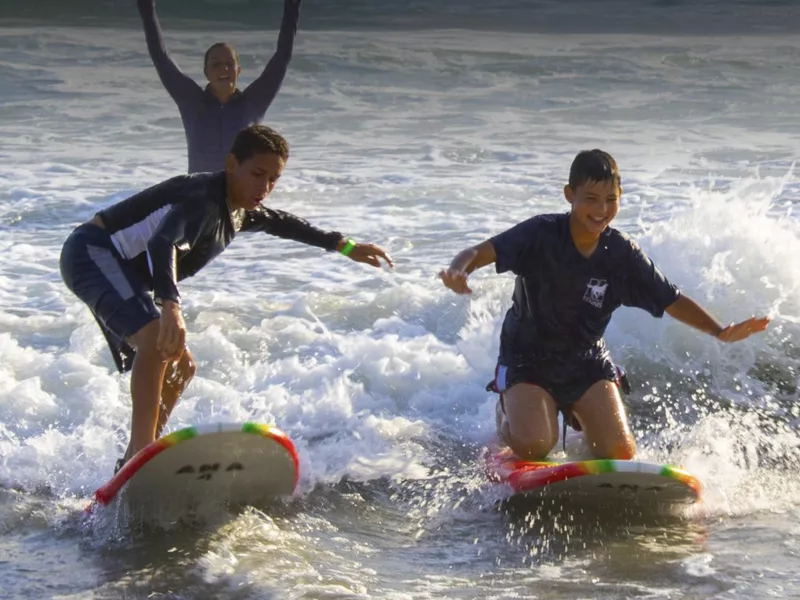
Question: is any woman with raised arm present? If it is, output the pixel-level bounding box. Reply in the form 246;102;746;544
137;0;302;173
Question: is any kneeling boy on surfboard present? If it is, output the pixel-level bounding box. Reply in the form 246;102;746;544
60;124;393;473
439;149;769;461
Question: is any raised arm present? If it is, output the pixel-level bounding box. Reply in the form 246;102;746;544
137;0;202;105
665;294;770;343
242;0;302;117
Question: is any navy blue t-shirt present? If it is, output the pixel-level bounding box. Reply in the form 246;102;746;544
490;212;680;365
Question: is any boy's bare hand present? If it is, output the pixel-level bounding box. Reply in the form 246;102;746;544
346;243;394;269
717;316;771;343
439;268;472;295
157;301;186;360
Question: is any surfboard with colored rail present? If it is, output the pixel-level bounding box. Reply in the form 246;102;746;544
87;422;299;519
486;447;701;508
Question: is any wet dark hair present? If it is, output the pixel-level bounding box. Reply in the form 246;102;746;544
229;124;290;164
568;149;621;190
203;42;240;70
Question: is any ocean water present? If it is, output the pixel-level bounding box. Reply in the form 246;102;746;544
1;1;800;598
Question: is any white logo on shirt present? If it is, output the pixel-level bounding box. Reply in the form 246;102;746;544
584;278;608;308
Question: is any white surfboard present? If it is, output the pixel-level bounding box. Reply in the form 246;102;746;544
87;422;299;520
485;447;701;510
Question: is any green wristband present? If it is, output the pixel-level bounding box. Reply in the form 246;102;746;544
340;237;356;256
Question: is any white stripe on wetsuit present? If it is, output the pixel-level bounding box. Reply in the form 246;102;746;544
109;205;171;261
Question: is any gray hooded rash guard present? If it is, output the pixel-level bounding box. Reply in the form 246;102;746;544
137;0;301;173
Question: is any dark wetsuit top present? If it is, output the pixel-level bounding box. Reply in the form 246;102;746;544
138;0;300;173
490;212;680;369
96;171;342;307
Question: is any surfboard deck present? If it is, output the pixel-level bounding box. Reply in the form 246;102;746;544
86;422;299;520
485;447;701;508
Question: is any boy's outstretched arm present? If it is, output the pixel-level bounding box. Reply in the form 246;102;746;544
241;206;393;269
439;240;497;295
665;294;771;343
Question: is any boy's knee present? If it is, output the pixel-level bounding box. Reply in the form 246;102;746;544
180;350;197;380
507;428;557;461
165;350;197;386
510;439;553;461
612;437;636;460
591;436;636;460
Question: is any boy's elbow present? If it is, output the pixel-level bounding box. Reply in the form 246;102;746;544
664;292;686;317
665;300;678;317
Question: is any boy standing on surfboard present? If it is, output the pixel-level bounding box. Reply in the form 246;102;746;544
60;124;393;473
439;149;770;461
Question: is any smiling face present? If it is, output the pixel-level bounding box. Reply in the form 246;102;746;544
203;43;240;100
564;149;622;240
564;179;621;237
226;152;285;212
